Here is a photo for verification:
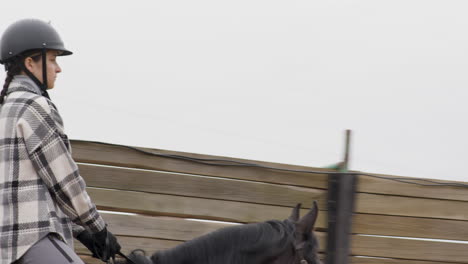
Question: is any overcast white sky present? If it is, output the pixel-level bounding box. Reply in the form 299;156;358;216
1;0;467;181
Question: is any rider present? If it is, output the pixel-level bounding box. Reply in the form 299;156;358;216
0;18;121;263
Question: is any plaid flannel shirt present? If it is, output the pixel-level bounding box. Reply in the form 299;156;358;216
0;76;105;263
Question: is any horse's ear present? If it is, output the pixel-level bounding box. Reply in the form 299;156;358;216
297;201;319;234
288;203;301;222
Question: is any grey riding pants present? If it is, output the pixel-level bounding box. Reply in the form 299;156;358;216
15;234;85;264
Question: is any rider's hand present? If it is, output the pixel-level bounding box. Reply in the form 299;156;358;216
76;230;99;258
92;227;122;261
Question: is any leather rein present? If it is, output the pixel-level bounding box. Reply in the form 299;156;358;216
92;232;135;264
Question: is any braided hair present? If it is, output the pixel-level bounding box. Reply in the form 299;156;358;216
0;52;42;105
0;76;11;104
0;66;19;105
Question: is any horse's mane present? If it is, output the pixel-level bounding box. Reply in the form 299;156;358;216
149;219;295;264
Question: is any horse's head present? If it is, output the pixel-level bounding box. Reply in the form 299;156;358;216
274;201;322;264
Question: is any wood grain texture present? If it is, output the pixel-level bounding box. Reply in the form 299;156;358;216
356;193;468;221
352;235;468;263
87;184;468;230
87;188;328;226
357;174;468;202
353;214;468;241
71;140;329;188
71;140;468;202
351;256;457;264
101;213;236;241
78;162;468;223
70;140;468;263
79;255;101;264
78;164;326;208
87;186;468;241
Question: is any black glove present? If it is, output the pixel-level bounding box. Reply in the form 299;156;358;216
76;230;99;258
92;227;122;262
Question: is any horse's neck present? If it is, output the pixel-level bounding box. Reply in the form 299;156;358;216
152;233;237;264
153;243;212;264
152;221;292;264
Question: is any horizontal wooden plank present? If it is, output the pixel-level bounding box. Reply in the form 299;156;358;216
72;140;468;203
101;213;234;241
79;164;325;208
356;193;468;221
79;255;101;264
353;214;468;241
89;188;468;241
87;188;328;226
71;140;329;188
352;235;468;263
357;174;468;202
106;211;467;246
79;164;468;223
88;184;468;229
351;256;457;264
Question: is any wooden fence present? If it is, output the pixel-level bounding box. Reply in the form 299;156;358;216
70;140;468;264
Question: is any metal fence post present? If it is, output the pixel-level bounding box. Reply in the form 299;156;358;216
325;130;358;264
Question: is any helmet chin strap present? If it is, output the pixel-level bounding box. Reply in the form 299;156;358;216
41;48;48;92
18;49;50;100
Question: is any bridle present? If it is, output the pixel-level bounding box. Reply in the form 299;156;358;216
97;249;136;264
116;251;136;264
294;240;308;264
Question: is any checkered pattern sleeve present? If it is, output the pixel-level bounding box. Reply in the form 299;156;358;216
18;97;106;233
72;223;86;238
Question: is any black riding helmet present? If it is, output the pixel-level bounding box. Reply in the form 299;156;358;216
0;18;72;93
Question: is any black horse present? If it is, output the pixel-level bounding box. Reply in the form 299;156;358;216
116;201;322;264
